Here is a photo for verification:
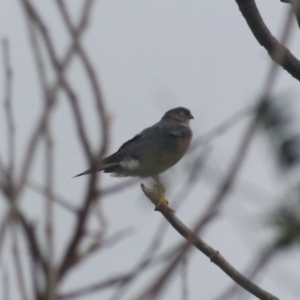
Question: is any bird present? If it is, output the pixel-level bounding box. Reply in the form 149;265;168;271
74;107;193;179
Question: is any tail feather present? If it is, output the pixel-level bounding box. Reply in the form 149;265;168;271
73;152;125;178
73;162;120;178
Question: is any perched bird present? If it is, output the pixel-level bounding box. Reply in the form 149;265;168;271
74;107;193;178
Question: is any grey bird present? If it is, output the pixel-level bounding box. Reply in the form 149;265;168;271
74;107;193;178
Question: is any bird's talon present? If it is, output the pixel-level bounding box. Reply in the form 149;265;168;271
154;195;174;213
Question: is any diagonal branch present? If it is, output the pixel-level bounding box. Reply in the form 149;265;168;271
235;0;300;81
140;184;279;300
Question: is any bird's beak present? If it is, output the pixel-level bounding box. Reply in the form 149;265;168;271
189;114;194;120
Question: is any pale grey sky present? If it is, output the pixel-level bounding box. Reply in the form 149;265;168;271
1;1;300;299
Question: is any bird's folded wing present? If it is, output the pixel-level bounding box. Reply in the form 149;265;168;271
118;124;163;152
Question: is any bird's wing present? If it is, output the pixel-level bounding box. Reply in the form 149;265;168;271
118;123;163;152
117;121;192;157
119;120;192;150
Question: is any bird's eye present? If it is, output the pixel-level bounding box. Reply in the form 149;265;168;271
180;111;185;116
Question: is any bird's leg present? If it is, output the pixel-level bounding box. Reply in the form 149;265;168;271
152;174;159;183
151;175;169;209
152;175;166;192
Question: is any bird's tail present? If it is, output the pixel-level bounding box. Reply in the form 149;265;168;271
73;153;121;177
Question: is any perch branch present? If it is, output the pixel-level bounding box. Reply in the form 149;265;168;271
235;0;300;81
140;183;279;300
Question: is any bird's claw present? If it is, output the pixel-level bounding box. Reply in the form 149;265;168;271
154;201;175;213
141;182;175;213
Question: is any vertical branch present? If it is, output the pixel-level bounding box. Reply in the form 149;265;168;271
30;253;39;299
17;0;94;193
17;0;50;193
16;211;49;275
1;39;15;180
54;0;109;158
44;129;56;299
19;0;109;284
0;211;10;259
19;0;99;164
180;257;189;300
12;226;28;300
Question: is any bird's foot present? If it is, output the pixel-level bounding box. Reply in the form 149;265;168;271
141;181;174;213
154;195;174;213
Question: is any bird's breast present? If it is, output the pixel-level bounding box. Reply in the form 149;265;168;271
160;135;191;165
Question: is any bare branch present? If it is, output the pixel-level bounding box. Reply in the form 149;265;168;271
180;257;189;300
0;210;11;260
2;38;15;179
44;128;56;299
17;2;102;282
235;0;300;81
54;0;109;158
11;227;29;300
2;1;296;300
16;211;48;277
139;183;279;300
17;0;95;193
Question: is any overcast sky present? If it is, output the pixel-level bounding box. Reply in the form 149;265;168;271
1;1;300;299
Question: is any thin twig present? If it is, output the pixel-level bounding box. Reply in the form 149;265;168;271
11;226;29;300
16;211;48;277
44;128;56;299
0;210;11;261
17;0;55;194
18;2;100;282
54;0;108;159
180;257;189;300
2;38;15;179
214;245;278;300
17;0;94;193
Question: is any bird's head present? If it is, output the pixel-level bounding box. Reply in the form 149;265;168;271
162;107;194;125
